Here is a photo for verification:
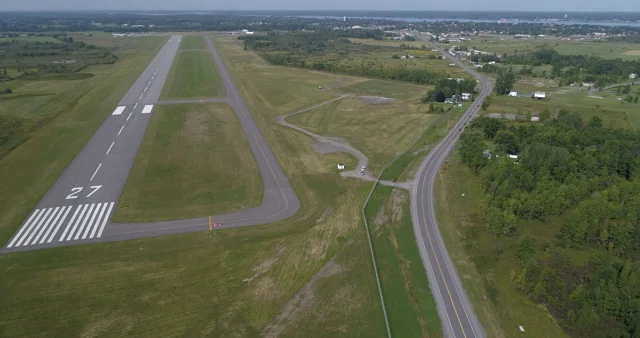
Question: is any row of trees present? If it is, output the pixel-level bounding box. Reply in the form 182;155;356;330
422;77;477;102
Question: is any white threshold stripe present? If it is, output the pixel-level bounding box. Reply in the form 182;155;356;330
81;203;103;239
30;207;61;245
90;204;108;239
46;206;72;243
74;204;96;240
7;209;42;248
8;201;117;247
63;204;89;241
111;106;126;115
16;208;52;247
96;202;115;238
141;105;154;114
59;205;82;241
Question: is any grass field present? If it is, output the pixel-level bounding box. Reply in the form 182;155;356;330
179;35;208;50
114;103;263;222
483;90;637;130
348;38;429;49
0;35;169;243
0;36;62;43
365;186;442;337
433;154;568;338
288;95;435;174
160;50;225;99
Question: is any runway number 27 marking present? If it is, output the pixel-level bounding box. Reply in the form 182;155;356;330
66;185;102;199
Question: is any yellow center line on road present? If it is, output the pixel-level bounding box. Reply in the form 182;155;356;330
420;141;468;338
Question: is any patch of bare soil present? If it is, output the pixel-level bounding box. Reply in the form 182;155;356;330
244;247;285;283
359;96;396;104
261;257;344;338
391;189;407;223
623;50;640;56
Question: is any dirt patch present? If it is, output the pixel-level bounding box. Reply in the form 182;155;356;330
261;257;344;338
359;96;396;105
391;189;407;223
253;276;276;300
372;206;389;234
316;206;332;223
312;142;344;155
623;50;640;56
244;247;285;283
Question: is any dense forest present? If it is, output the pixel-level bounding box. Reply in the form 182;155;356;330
458;113;640;337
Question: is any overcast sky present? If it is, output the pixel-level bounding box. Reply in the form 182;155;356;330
3;0;639;12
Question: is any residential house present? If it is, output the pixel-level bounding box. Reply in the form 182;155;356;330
461;93;471;100
508;91;518;97
630;73;638;80
531;113;540;122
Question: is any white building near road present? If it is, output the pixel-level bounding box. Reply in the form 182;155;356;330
533;92;546;100
461;93;471;100
630;73;638;79
508;91;518;97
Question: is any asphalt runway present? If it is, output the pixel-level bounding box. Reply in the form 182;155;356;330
3;35;299;253
410;36;492;338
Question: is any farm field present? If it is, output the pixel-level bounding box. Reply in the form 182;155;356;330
483;90;638;130
0;35;168;243
456;35;640;60
433;155;569;338
114;103;263;222
160;49;225;99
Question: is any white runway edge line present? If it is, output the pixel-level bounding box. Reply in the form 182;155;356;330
111;106;126;115
7;202;114;247
141;105;154;114
90;163;102;181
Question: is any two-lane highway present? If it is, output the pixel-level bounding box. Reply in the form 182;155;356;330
411;35;492;338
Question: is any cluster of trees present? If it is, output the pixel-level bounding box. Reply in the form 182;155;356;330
244;31;456;86
0;36;114;81
501;49;640;87
493;68;516;95
458;113;640;336
422;77;477;102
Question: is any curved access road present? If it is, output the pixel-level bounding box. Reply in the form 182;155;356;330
411;35;492;338
3;36;299;253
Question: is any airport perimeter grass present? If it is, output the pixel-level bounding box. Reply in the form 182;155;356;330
364;186;442;337
113;103;262;222
288;95;435;175
0;34;396;337
160;50;225;99
179;35;208;50
0;35;168;243
433;154;568;338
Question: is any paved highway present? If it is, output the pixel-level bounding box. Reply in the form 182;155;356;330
3;35;299;253
411;35;492;338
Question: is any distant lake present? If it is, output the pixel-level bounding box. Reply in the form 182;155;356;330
298;16;640;28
